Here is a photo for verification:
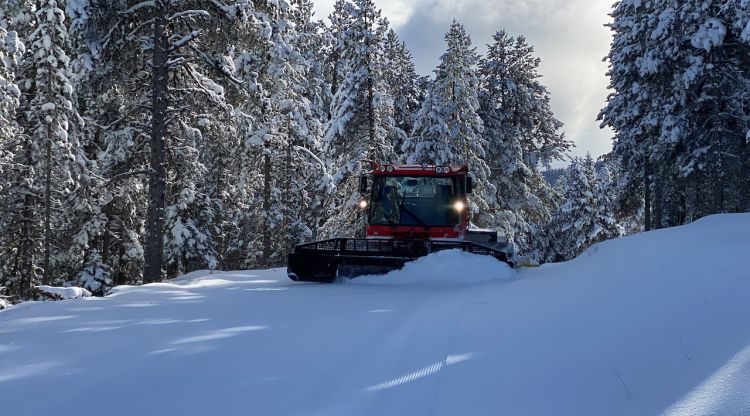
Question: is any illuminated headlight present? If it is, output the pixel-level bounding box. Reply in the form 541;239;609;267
453;200;465;212
359;199;368;209
386;165;394;172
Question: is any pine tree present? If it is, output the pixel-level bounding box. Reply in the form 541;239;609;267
230;1;323;267
382;29;423;155
600;0;750;231
0;15;28;297
404;20;495;224
22;0;79;284
321;0;393;238
546;155;622;262
594;161;624;243
478;30;570;251
326;0;352;99
546;156;597;261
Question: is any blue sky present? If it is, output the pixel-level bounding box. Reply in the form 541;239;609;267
314;0;616;165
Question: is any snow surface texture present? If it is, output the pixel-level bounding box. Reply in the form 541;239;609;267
1;214;749;416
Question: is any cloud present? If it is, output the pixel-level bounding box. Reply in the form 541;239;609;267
313;0;616;164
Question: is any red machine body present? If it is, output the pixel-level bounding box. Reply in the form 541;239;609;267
286;163;512;283
364;164;470;240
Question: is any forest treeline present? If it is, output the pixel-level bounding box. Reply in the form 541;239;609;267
0;0;747;301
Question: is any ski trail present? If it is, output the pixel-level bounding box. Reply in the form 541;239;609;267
305;282;490;416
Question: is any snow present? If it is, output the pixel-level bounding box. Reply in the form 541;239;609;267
691;18;727;51
1;214;749;416
35;285;92;299
354;249;515;286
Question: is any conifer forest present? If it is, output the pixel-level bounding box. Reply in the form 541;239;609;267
0;0;748;301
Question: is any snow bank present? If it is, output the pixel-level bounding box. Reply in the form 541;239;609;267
34;285;92;300
1;214;748;416
353;249;516;285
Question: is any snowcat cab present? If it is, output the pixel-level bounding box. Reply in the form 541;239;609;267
287;164;514;282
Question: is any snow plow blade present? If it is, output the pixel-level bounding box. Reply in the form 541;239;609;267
287;238;513;283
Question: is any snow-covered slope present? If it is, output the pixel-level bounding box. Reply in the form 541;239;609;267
1;214;749;416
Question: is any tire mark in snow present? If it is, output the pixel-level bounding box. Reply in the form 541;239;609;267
610;360;631;396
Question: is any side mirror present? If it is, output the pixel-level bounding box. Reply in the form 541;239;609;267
359;176;368;194
466;177;474;194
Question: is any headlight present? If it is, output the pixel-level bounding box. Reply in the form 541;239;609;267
379;166;386;172
359;199;368;209
454;200;465;212
386;165;394;172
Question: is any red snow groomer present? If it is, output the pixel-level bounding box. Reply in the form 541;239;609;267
287;163;515;282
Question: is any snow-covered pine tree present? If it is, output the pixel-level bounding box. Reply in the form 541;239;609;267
382;29;423;157
0;15;29;298
478;30;570;252
545;155;597;262
326;0;353;99
55;0;150;286
675;1;750;218
545;155;623;262
67;1;256;282
320;0;393;238
291;0;332;132
0;21;22;166
600;0;750;231
594;161;624;242
599;0;662;231
288;0;334;243
21;0;80;284
227;0;323;267
404;20;495;224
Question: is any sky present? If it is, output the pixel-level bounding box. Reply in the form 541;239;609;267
313;0;616;166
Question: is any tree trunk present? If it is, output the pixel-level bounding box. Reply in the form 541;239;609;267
262;153;272;266
712;156;726;213
284;142;293;253
740;141;749;211
644;156;651;232
654;171;663;229
143;2;169;284
43;120;52;284
18;140;35;298
214;150;225;270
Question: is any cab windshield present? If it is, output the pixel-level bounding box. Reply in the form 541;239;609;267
369;175;462;226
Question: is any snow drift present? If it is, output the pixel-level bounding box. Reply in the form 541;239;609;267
353;249;516;285
35;285;92;300
1;214;749;416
